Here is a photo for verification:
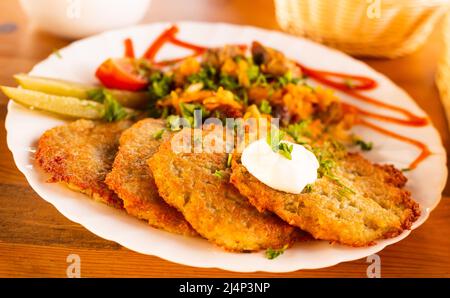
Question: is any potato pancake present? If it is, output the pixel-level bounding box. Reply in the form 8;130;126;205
148;128;304;252
36;119;133;208
105;119;198;236
231;151;420;247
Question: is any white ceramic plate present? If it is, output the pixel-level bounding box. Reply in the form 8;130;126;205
5;22;447;272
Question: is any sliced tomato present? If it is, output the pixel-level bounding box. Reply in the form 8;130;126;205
95;58;148;91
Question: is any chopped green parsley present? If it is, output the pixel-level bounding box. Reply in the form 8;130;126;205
149;72;173;100
219;75;239;90
153;129;165;140
87;88;128;122
278;142;293;160
247;63;260;82
354;138;373;151
179;102;209;127
227;153;233;168
265;246;287;260
266;129;285;152
253;73;268;86
166;115;183;131
86;88;105;102
285;119;312;144
266;129;294;160
213;170;226;179
103;91;128;122
52;48;62;59
187;65;217;90
259;100;272;114
276;71;301;88
303;184;313;193
344;79;356;89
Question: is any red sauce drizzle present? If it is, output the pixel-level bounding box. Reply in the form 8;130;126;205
125;24;432;169
295;62;431;168
153;52;204;67
143;25;180;61
123;38;135;58
298;62;429;127
342;103;427;127
358;119;431;170
300;65;377;90
169;36;209;52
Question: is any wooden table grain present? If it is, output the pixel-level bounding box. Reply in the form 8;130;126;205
0;0;449;278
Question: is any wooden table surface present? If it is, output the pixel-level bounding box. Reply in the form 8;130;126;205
0;0;449;278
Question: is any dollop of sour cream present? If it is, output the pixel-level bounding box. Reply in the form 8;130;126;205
241;139;319;194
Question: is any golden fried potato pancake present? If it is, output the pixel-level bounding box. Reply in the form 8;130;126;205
148;128;304;252
36;119;133;208
231;152;420;247
105;119;198;236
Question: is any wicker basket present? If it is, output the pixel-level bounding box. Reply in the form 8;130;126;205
275;0;450;58
436;12;450;128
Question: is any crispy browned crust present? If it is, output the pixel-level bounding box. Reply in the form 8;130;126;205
35;119;133;208
148;128;306;252
105;119;198;237
230;152;420;247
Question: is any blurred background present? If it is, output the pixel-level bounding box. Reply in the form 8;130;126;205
11;0;450;57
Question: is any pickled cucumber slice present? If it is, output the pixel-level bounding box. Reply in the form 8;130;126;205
14;74;150;109
2;86;104;119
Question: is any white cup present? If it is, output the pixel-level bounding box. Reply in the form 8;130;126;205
19;0;152;39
